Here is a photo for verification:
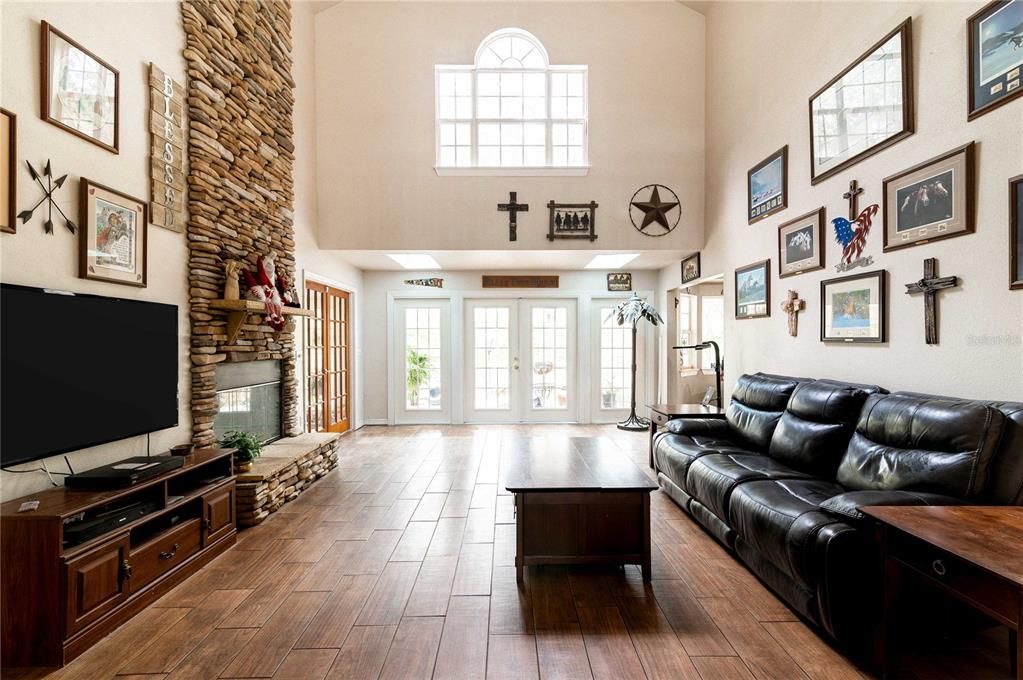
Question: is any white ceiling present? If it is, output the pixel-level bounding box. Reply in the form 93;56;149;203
332;250;691;271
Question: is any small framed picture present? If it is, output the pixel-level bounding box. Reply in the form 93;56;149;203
968;0;1023;120
41;21;119;154
883;142;974;252
1;108;14;234
778;208;825;278
607;272;632;292
80;179;147;287
681;253;701;283
735;259;770;320
748;146;787;224
821;269;886;343
1011;174;1023;290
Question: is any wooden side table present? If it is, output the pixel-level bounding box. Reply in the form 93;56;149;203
647;403;726;469
862;505;1023;679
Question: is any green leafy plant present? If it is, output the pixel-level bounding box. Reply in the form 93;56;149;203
406;349;431;406
220;430;263;462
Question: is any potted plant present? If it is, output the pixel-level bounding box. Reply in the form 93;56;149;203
220;430;262;473
406;348;430;407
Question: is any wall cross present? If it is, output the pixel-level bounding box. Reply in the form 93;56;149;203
843;179;864;220
904;258;958;345
781;290;806;337
498;191;529;242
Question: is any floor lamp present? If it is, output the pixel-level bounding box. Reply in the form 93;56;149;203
611;293;664;431
672;341;722;409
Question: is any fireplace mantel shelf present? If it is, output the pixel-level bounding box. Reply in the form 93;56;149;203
209;299;312;343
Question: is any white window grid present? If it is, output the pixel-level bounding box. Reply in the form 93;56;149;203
530;306;569;410
405;307;443;410
599;307;632;410
473;307;512;410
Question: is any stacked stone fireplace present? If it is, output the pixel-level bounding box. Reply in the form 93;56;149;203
181;0;300;448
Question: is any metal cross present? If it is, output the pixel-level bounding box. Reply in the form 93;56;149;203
843;180;864;221
905;258;958;345
780;290;806;337
498;191;528;242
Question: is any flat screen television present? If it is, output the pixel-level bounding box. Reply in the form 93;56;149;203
1;284;179;467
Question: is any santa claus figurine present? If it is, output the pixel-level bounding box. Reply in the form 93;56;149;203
243;253;285;331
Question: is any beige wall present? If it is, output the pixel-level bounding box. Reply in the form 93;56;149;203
700;1;1023;401
313;1;706;252
0;2;189;500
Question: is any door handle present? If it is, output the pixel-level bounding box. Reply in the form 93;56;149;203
512;357;520;371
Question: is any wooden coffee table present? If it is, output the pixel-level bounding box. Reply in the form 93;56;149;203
503;438;658;582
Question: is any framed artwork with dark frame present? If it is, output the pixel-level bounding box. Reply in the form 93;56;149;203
735;259;770;320
809;18;914;185
41;21;120;154
748;146;788;223
1;108;15;234
882;142;975;252
778;207;825;278
681;253;701;283
1011;174;1023;290
607;272;632;292
968;0;1023;120
79;179;147;287
820;269;886;343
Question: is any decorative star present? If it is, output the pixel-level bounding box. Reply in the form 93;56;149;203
17;160;77;235
630;185;680;234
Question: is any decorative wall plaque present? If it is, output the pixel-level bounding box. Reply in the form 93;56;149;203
482;275;559;289
149;63;186;232
547;200;597;241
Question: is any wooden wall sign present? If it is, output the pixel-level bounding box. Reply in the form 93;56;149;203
482;275;559;289
149;63;185;232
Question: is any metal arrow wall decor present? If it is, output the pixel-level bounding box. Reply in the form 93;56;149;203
18;160;77;234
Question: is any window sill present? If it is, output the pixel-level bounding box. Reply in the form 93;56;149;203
435;166;590;177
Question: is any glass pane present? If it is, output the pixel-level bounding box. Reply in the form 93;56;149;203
599;307;632;409
531;306;569;410
472;306;511;410
405;306;442;410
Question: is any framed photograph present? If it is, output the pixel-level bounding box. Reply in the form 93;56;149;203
1;108;14;234
748;146;788;223
79;179;147;287
607;272;632;292
681;253;701;283
41;21;119;154
968;0;1023;120
1011;174;1023;290
735;259;770;320
821;269;886;343
882;142;975;252
778;208;825;278
809;18;913;184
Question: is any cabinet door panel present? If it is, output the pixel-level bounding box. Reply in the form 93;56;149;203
203;483;235;546
63;533;130;635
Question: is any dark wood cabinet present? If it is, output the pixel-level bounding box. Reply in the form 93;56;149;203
1;449;237;669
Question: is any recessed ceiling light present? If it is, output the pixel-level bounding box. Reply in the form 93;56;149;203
584;254;639;269
386;254;441;270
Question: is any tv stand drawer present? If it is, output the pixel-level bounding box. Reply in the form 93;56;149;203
128;518;202;593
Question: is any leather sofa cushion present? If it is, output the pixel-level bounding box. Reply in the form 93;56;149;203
726;373;807;451
654;434;718;490
820;489;966;523
836;394;1006;499
768;381;872;478
728;478;845;588
687;453;811;520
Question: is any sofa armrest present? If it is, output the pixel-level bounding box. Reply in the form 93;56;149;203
820;490;966;523
665;417;731;437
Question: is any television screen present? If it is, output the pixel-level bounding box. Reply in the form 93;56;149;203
1;284;179;467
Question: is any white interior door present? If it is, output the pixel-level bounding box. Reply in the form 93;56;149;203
394;299;451;424
591;299;642;423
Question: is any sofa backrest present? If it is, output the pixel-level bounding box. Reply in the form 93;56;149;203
768;380;880;478
726;373;808;451
836;393;1006;499
894;392;1023;505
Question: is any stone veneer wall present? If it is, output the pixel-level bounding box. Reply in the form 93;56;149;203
180;0;299;447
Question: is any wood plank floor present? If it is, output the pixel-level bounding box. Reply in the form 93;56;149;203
9;425;1014;680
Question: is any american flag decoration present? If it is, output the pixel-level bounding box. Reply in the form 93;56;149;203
832;204;878;272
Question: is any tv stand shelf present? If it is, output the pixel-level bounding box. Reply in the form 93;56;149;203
1;448;237;669
208;299;311;343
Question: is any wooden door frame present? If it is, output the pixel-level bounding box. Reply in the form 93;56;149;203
302;271;358;433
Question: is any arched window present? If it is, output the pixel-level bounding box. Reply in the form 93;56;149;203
436;28;588;173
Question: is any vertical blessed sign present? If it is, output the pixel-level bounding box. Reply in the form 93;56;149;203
149;63;186;232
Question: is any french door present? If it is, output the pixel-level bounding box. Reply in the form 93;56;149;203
590;298;641;424
394;299;452;424
464;299;576;423
304;282;350;433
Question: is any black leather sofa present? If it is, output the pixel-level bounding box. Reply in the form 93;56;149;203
653;372;1023;646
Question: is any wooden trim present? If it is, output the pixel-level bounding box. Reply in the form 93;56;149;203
1010;174;1023;290
78;178;148;287
747;145;788;224
1;108;15;234
40;21;120;154
967;1;1023;120
809;18;913;185
819;269;887;343
734;258;771;320
778;207;826;278
482;275;559;288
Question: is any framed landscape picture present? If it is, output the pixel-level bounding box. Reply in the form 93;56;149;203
79;179;147;287
821;269;886;343
778;208;825;278
809;18;913;184
1012;174;1023;290
748;146;787;223
882;142;975;252
968;0;1023;119
1;108;14;234
735;259;770;320
681;253;701;283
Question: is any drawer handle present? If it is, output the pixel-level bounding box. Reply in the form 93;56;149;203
159;543;180;560
120;559;133;581
931;559;947;577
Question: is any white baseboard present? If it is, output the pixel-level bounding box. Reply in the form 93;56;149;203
363;418;390;426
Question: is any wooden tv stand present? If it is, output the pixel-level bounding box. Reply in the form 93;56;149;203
0;448;237;668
